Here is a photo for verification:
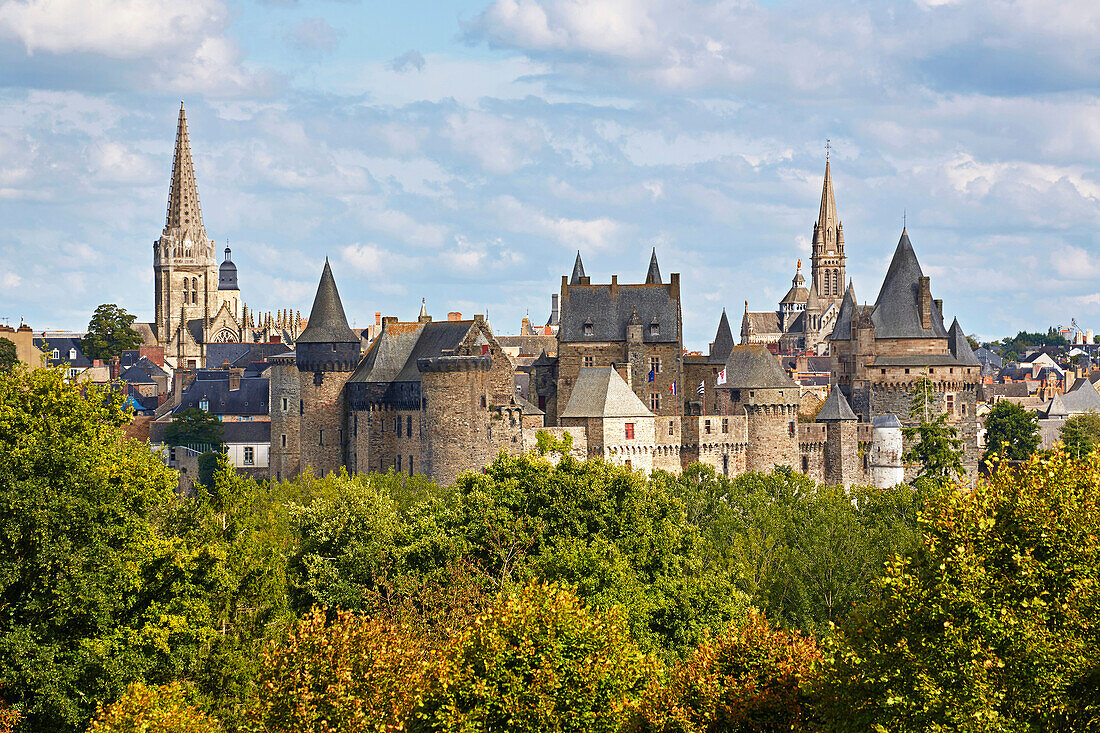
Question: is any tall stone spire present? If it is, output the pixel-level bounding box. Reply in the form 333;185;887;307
645;247;662;284
164;103;206;243
810;155;846;302
816;159;838;249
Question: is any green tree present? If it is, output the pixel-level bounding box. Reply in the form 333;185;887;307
0;338;16;372
1060;412;1100;459
982;400;1040;464
0;367;213;731
904;377;964;483
88;682;222;733
165;407;224;448
823;450;1100;732
80;303;144;361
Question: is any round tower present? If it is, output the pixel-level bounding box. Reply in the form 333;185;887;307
722;345;800;472
295;259;361;476
268;351;300;482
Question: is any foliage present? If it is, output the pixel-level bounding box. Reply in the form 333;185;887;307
535;428;574;456
0;338;16;372
982;400;1040;464
904;378;964;483
632;611;822;733
656;466;921;637
1059;411;1100;459
87;682;220;733
823;450;1100;732
79;303;144;361
425;582;650;733
997;328;1067;358
0;367;209;731
165;407;224;448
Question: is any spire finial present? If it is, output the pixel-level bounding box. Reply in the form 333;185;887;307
903;209;907;232
797;258;801;270
826;138;830;162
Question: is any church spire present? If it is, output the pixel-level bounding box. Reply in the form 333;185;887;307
809;151;846;303
164;103;206;243
817;159;838;245
645;247;662;284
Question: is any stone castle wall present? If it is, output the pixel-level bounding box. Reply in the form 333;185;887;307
268;358;301;482
297;368;351;476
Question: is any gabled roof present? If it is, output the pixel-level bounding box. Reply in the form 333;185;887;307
828;282;857;340
948;318;981;366
1060;380;1100;414
119;365;156;385
710;309;735;360
817;387;857;421
742;311;780;336
570;251;586;285
871;230;948;339
645;248;661;285
1045;393;1069;418
722;345;796;389
559;282;680;344
559;367;652;418
172;373;269;416
297;259;358;343
350;320;475;385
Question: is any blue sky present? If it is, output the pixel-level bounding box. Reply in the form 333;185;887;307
1;0;1099;348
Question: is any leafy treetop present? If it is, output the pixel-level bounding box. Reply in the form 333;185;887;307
80;303;144;361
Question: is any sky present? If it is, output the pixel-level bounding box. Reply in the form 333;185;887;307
1;0;1099;349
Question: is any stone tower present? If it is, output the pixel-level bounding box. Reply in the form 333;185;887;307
809;158;846;305
721;345;800;472
217;245;241;321
818;386;859;485
153;103;218;365
269;351;301;482
296;259;360;476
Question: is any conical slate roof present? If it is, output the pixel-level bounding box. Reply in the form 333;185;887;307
570;251;586;285
871;230;948;339
948;318;981;366
560;366;653;418
817;387;857;421
710;309;734;360
164;103;206;242
297;259;358;343
722;345;797;389
645;248;662;284
829;282;857;340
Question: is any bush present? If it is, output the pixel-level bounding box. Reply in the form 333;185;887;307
88;683;220;733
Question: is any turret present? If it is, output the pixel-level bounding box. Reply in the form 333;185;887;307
295;258;360;373
720;345;800;472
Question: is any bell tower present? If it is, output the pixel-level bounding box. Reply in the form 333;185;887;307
153;103;217;356
810;149;846;305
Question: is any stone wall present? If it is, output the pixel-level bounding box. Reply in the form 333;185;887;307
798;423;827;482
737;387;800;472
297;367;351;476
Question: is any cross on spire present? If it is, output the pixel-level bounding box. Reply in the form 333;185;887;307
826;138;830;162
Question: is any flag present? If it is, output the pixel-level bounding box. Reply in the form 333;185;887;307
716;368;726;385
697;380;705;396
669;381;677;395
647;368;655;383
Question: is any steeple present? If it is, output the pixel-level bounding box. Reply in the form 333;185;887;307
645;248;662;284
419;298;428;319
570;251;586;285
817;159;838;247
810;154;846;302
164;103;206;243
709;309;734;360
297;258;358;344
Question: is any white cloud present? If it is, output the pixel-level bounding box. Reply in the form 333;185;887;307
443;110;544;174
494;194;625;251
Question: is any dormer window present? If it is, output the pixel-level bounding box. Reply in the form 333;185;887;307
583;319;593;336
649;321;660;337
52;349;59;360
199;398;209;412
69;348;77;360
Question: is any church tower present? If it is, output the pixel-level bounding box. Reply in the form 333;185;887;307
809;156;846;305
153;103;218;366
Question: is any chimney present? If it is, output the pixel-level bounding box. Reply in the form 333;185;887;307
610;274;618;298
551;293;559;324
918;276;932;329
382;316;399;328
447;312;462;322
270;334;281;343
229;368;242;392
670;272;681;300
375;311;382;326
474;314;484;323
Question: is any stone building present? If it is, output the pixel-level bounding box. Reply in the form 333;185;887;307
142;104;301;368
742;159;848;353
829;229;982;477
547;249;683;424
683;309;736;416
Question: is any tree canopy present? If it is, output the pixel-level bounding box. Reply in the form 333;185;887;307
1060;412;1100;459
983;399;1040;464
79;304;144;361
165;407;224;448
0;338;16;372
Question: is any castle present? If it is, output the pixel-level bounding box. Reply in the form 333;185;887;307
137;104;302;368
145;107;981;487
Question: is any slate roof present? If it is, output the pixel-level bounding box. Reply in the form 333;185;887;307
570;251;586;285
559;283;680;344
979;383;1029;400
206;343;252;368
871;230;949;339
817;387;857;421
173;372;269;416
645;248;662;285
743;311;780;336
1045;393;1069;418
559;367;653;418
37;336;93;368
221;421;271;444
974;347;1003;369
872;414;903;429
119;365;156;384
350;320;474;385
709;310;735;360
1060;379;1100;414
722;345;796;389
297;259;359;343
829;283;857;340
948;318;981;366
496;334;557;357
